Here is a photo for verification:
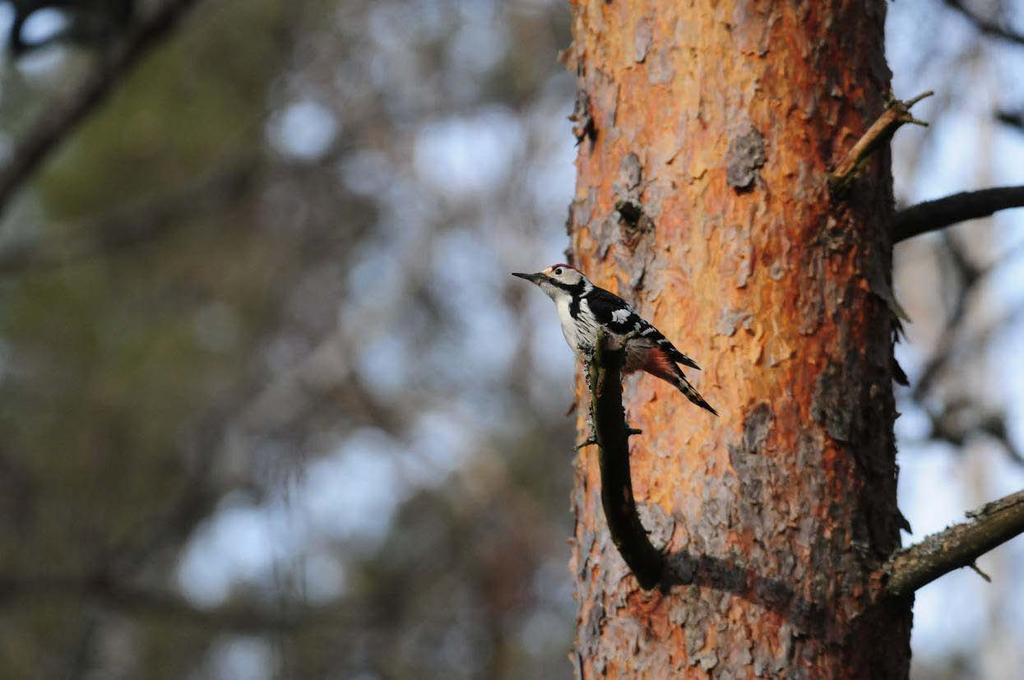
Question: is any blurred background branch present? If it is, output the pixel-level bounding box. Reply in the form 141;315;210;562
0;151;256;275
0;573;334;632
0;0;203;220
997;108;1024;130
944;0;1024;46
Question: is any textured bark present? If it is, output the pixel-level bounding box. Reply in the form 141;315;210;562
566;2;911;678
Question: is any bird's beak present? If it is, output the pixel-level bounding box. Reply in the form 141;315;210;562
511;272;545;285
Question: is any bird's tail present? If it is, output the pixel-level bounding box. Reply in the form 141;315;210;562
640;348;718;416
672;372;718;416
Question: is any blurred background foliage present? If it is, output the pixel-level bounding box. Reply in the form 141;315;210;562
0;0;1021;678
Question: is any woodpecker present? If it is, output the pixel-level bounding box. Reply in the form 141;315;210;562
512;264;717;416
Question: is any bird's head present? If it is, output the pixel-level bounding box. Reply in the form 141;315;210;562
511;264;589;301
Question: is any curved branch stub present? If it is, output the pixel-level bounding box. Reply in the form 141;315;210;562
588;330;664;590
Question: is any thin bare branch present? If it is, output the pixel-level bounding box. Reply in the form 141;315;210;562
829;91;933;195
0;0;204;220
893;185;1024;242
884;489;1024;598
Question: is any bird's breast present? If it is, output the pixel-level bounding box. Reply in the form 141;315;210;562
554;296;580;352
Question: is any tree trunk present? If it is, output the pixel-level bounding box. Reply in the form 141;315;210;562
566;2;911;677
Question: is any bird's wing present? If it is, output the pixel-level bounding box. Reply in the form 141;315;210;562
584;288;638;334
585;288;701;370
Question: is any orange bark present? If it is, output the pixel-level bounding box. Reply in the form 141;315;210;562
566;1;910;677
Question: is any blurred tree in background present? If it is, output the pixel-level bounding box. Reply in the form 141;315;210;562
0;0;1020;678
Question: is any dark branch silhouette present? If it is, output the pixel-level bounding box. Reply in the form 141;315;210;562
586;331;664;590
997;109;1024;131
884;489;1024;599
0;0;203;221
893;185;1024;242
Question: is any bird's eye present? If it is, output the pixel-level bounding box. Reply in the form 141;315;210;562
554;267;563;276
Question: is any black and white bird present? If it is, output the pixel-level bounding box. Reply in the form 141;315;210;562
512;264;717;416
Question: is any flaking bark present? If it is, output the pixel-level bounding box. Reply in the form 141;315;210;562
566;1;910;677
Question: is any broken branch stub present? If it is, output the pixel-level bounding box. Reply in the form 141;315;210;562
829;90;933;196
